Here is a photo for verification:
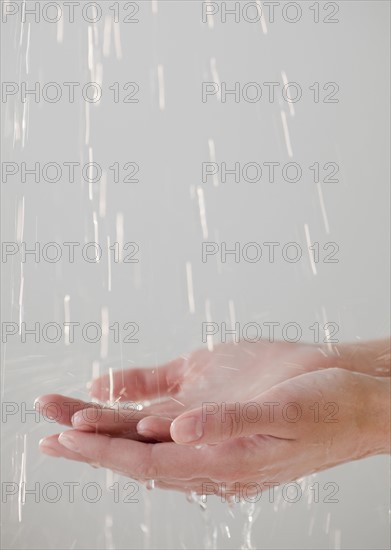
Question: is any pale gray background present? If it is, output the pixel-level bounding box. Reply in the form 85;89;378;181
1;1;390;549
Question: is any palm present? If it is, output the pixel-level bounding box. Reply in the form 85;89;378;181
36;341;334;442
137;341;333;417
38;364;379;496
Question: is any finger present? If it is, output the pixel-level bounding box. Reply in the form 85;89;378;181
54;430;293;484
39;434;93;464
169;368;342;446
35;394;102;426
42;437;218;493
170;401;292;445
137;416;173;442
35;394;173;440
56;430;227;480
71;408;166;442
89;358;184;401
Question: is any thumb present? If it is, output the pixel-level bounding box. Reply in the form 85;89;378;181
170;401;283;445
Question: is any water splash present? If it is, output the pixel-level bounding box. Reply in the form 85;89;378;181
281;70;295;117
210;57;221;102
240;501;257;550
157;64;165;110
196;186;209;239
280;110;293;158
185;261;195;314
304;223;317;276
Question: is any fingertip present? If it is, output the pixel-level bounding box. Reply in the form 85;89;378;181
58;431;80;453
137;416;173;442
39;435;54;447
39;436;61;457
71;411;82;426
137;417;158;437
136;418;151;434
136;427;156;440
34;393;61;411
71;411;95;431
170;415;203;445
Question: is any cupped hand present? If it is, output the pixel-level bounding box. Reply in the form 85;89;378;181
38;360;387;497
37;341;335;443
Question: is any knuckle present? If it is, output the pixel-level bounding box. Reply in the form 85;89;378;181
224;409;243;440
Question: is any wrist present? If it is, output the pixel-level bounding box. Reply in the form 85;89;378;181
329;339;390;377
365;375;391;456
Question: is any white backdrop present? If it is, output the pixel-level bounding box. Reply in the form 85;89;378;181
1;1;390;548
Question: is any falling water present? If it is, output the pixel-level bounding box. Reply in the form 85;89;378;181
1;1;390;549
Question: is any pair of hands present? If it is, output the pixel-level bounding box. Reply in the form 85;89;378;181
36;340;389;497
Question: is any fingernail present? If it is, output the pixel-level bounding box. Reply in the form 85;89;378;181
171;416;203;443
71;413;95;432
35;399;60;420
39;437;54;449
58;432;79;453
71;412;84;427
45;407;60;420
34;397;41;410
39;438;60;457
137;419;152;434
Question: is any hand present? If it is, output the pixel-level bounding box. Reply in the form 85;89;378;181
37;341;335;443
38;367;389;498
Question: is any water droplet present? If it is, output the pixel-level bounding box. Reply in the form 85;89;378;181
145;479;155;491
